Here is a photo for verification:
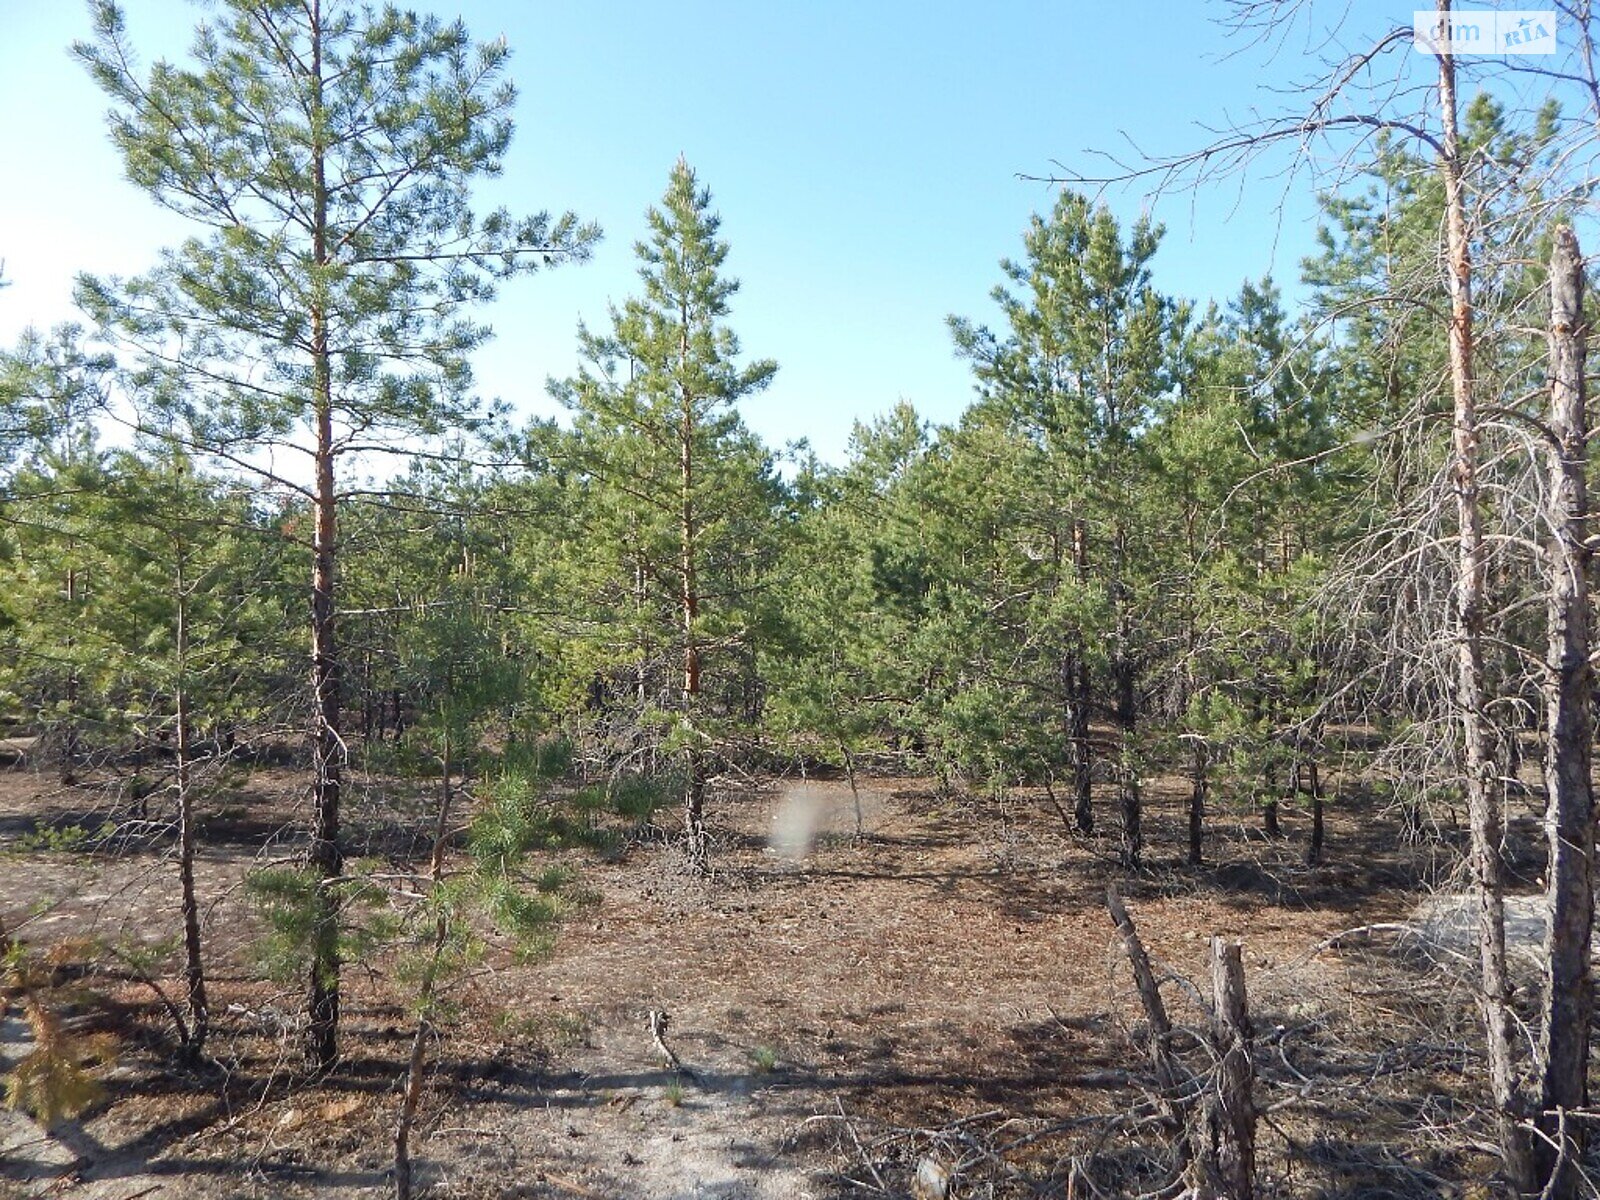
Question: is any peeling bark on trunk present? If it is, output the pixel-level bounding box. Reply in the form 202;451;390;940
1534;223;1594;1200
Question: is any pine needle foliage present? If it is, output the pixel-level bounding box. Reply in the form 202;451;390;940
1;943;116;1128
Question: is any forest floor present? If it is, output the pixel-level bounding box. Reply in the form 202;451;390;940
0;754;1534;1198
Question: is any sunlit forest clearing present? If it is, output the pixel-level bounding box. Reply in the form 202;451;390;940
5;2;1600;1198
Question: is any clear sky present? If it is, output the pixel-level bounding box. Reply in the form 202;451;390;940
0;0;1403;463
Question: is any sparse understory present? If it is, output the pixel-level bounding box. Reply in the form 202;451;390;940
0;753;1557;1199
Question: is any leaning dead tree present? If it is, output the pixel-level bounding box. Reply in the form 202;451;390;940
1107;887;1256;1199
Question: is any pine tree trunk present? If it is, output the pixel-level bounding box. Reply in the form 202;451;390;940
305;4;343;1066
1069;656;1093;834
679;329;707;873
1116;673;1140;870
1436;9;1530;1182
307;399;343;1069
395;734;453;1200
63;566;79;786
1110;519;1141;869
361;649;374;743
841;739;864;839
634;554;648;705
1188;740;1206;866
1279;759;1301;837
1068;519;1094;834
1303;760;1325;867
175;555;208;1058
1534;223;1594;1199
393;1013;429;1200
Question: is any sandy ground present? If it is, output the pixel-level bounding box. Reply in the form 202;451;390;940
0;759;1481;1198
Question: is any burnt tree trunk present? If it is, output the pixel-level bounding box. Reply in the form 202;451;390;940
1534;223;1594;1200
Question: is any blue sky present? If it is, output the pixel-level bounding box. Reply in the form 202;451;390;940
0;1;1405;462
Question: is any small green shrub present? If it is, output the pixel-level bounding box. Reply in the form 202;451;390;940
15;823;113;853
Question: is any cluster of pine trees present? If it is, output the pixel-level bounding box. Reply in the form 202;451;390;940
6;1;1600;1195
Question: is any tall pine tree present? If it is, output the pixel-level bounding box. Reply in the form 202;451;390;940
547;159;778;872
74;0;596;1065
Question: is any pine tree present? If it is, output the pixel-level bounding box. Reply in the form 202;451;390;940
0;333;115;784
95;447;287;1055
1153;281;1334;864
74;0;597;1066
950;193;1186;865
547;159;778;872
766;403;932;815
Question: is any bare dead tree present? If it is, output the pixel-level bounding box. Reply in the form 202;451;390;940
1534;223;1594;1200
1106;887;1260;1199
1206;939;1255;1200
1433;8;1533;1183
